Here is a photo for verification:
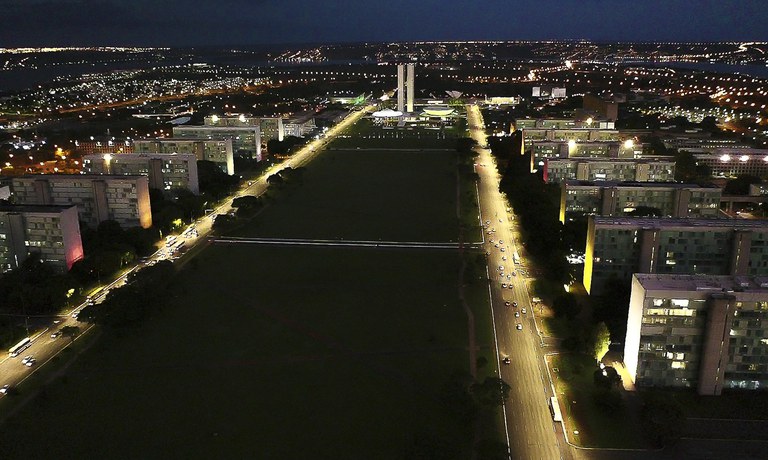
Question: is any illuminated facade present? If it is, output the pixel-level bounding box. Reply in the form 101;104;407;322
0;204;83;272
203;115;284;142
174;125;262;160
11;175;152;229
560;181;721;222
695;149;768;179
544;157;675;184
83;153;199;195
584;217;768;295
625;274;768;395
133;138;234;175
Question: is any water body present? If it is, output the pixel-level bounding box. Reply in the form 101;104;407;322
658;61;768;79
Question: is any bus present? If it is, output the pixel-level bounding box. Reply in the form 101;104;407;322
550;396;563;422
512;253;521;265
9;337;32;358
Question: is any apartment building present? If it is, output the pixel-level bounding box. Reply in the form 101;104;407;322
83;153;199;195
625;274;768;395
11;175;152;229
133;138;234;175
695;149;768;179
544;157;675;183
0;204;83;272
560;181;721;222
584;217;768;295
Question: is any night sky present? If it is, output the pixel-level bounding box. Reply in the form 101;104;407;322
2;0;768;47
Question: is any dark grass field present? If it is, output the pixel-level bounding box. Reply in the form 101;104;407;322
0;121;495;459
230;147;461;242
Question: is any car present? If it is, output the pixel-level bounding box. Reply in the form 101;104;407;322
507;284;514;290
501;283;507;288
499;240;503;244
51;331;62;339
522;308;527;314
21;356;33;365
0;385;9;394
500;247;505;252
501;256;507;261
485;220;490;225
72;311;79;319
506;274;511;280
516;324;523;331
502;357;511;365
512;271;517;277
515;312;520;318
498;265;504;271
491;228;496;233
499;219;503;223
25;359;36;367
504;301;511;307
494;244;499;248
487;231;492;236
489;238;494;243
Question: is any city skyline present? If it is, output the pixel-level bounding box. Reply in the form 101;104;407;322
2;0;768;47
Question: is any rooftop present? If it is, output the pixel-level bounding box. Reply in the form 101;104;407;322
16;174;148;180
567;180;717;189
635;274;768;293
549;157;674;163
0;204;77;214
593;216;768;229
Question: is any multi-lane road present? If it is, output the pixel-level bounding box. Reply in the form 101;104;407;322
467;104;567;460
0;105;373;401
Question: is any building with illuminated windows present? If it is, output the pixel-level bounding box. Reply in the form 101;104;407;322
133;138;234;175
584;217;768;295
10;175;152;229
544;157;675;183
0;204;83;273
560;181;721;222
83;153;198;195
624;274;768;395
694;149;768;179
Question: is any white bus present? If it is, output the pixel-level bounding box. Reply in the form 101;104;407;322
550;396;563;422
8;337;32;357
512;253;521;265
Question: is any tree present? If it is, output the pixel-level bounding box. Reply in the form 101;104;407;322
674;150;699;182
60;325;80;343
723;175;762;196
471;377;511;407
589;322;611;363
626;206;662;217
552;293;580;320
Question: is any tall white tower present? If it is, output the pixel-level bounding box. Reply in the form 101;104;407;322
397;64;405;113
406;63;415;113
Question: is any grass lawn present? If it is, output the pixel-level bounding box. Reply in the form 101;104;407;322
0;121;496;459
230;148;461;242
549;353;649;449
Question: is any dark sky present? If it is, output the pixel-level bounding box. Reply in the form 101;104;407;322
1;0;767;47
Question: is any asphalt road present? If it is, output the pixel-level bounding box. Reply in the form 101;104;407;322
467;104;567;460
0;105;374;401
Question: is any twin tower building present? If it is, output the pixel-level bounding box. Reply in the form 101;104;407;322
396;63;416;114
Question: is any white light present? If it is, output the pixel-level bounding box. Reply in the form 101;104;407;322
238;114;246;123
104;154;113;161
740;155;749;162
211;115;219;123
567;139;576;149
623;139;634;149
720;154;731;162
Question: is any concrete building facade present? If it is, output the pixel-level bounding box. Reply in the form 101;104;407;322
560;181;721;222
133;138;234;175
625;274;768;395
544;157;675;184
584;217;768;295
695;149;768;179
83;153;199;195
0;204;84;272
173;125;262;160
11;175;152;229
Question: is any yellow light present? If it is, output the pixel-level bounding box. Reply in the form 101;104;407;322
623;139;634;149
567;139;576;149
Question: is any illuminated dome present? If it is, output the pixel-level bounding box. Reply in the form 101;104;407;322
372;109;403;118
422;106;455;117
